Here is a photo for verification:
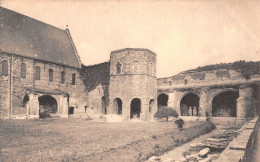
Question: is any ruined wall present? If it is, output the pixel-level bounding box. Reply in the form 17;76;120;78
158;69;245;87
81;62;110;115
0;53;87;118
108;49;157;120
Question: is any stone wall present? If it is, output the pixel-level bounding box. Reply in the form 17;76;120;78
81;62;110;116
108;49;157;120
0;53;87;118
215;117;259;162
158;66;260;119
158;69;245;87
0;53;11;118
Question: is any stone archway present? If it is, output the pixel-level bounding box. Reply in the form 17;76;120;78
23;94;29;107
38;95;57;118
22;94;30;115
212;91;239;117
113;98;122;114
149;99;155;113
130;98;141;119
157;93;168;107
180;93;200;116
101;96;107;114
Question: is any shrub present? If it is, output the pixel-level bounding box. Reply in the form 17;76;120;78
154;106;178;122
175;118;184;130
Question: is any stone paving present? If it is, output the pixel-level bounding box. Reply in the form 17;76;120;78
147;125;243;162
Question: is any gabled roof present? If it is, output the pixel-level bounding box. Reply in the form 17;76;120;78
0;6;81;69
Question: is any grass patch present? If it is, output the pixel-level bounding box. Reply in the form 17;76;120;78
0;119;215;161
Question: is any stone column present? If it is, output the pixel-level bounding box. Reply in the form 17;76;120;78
168;92;175;108
237;85;254;118
140;98;149;120
174;90;182;115
28;93;39;119
199;87;209;117
188;106;192;116
123;100;130;121
59;95;68;118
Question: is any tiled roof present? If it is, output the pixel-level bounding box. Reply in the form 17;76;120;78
0;7;81;69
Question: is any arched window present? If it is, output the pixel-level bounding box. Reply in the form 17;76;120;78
134;61;139;73
116;62;122;74
61;71;65;84
2;60;8;76
21;63;26;78
49;69;53;82
72;73;76;85
35;66;40;80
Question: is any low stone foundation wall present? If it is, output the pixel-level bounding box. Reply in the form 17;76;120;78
210;117;247;125
215;117;259;162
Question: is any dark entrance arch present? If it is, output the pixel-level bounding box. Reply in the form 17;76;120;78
157;93;168;107
149;99;155;113
38;95;57;118
113;98;122;114
212;91;238;117
180;93;200;116
22;94;29;107
101;97;107;114
130;98;141;119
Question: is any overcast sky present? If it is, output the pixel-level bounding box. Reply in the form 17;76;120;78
2;0;260;77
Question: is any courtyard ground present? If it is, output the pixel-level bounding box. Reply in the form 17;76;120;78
0;118;213;161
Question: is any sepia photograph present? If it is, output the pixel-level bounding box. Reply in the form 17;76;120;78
0;0;260;161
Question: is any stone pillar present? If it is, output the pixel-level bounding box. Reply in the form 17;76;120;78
168;92;175;108
59;95;68;118
140;98;149;120
188;106;192;116
199;88;209;117
237;85;254;118
174;90;182;115
28;93;39;119
123;100;130;121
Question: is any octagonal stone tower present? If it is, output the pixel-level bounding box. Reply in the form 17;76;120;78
108;48;157;120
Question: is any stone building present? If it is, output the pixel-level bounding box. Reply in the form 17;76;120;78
108;49;157;120
1;7;259;122
81;48;157;121
157;66;260;123
0;7;87;119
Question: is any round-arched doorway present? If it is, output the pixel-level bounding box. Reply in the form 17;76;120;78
130;98;141;119
157;93;168;107
101;97;107;114
180;93;200;116
212;91;238;117
149;99;155;113
38;95;57;118
113;98;122;114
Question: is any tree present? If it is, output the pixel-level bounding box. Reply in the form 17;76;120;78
154;106;179;122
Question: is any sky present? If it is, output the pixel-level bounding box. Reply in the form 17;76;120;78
1;0;260;78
